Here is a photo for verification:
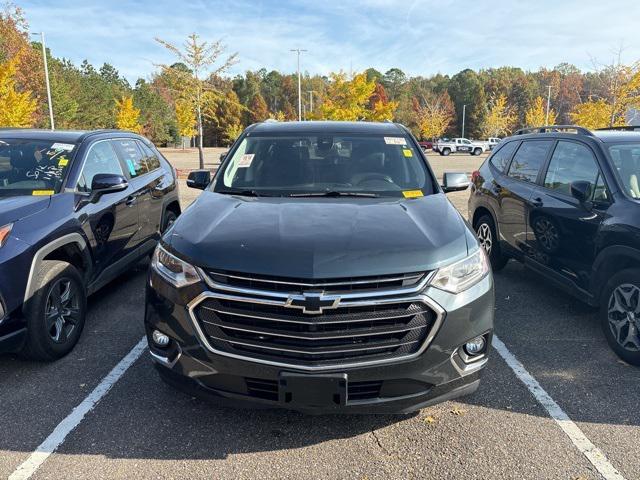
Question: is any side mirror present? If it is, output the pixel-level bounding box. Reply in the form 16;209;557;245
187;169;211;190
442;172;469;193
91;173;128;195
219;152;227;162
570;180;592;203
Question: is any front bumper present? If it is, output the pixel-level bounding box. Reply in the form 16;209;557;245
145;271;494;414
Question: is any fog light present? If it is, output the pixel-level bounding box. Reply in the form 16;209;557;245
464;336;486;356
152;330;170;347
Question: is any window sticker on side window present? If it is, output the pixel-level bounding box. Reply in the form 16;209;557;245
384;137;407;145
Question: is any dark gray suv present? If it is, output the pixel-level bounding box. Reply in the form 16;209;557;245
145;121;494;414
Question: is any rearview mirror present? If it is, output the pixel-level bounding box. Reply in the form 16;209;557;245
442;172;469;193
187;169;211;190
570;180;592;203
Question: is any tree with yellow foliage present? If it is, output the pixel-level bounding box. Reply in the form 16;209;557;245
319;72;397;121
0;54;36;127
482;94;516;137
412;92;454;140
115;95;142;133
571;58;640;128
525;96;557;127
175;99;196;148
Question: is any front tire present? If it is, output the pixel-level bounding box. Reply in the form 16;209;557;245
474;214;508;271
21;260;87;361
600;269;640;366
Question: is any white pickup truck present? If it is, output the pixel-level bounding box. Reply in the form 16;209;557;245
434;138;486;156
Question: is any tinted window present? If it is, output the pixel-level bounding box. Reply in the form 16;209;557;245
608;143;640;199
138;141;161;171
489;141;518;172
544;141;599;195
113;139;148;178
214;134;433;197
77;142;124;193
508;140;553;183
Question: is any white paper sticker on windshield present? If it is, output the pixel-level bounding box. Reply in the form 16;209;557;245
238;154;255;168
51;142;75;152
384;137;406;145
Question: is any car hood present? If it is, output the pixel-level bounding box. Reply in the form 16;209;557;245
168;192;470;279
0;195;51;226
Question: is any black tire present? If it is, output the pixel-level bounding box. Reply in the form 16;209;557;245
474;214;508;271
600;269;640;366
473;148;482;156
161;209;178;233
442;148;451;156
21;260;87;361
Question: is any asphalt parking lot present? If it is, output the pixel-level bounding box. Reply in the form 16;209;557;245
1;152;638;480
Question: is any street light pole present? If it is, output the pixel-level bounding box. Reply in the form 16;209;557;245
32;32;55;130
290;48;307;121
461;104;467;138
545;85;552;125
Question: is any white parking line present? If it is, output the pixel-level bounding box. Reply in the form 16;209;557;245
492;335;625;480
9;337;148;480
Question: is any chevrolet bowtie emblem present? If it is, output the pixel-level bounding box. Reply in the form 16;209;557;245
285;292;341;314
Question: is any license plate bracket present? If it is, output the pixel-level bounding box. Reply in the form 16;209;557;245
278;372;348;407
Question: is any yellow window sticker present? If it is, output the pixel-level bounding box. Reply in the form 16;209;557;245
32;190;54;196
402;148;413;157
58;157;69;167
402;190;423;198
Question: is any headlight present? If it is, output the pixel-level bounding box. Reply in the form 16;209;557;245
430;248;489;294
0;223;13;248
151;245;201;288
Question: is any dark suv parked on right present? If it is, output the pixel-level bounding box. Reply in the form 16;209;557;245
468;125;640;365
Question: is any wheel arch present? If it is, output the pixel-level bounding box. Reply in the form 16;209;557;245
23;233;92;305
591;245;640;301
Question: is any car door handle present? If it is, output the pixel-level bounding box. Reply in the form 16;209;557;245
125;195;137;207
531;197;543;207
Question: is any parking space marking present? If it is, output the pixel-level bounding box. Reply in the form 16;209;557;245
492;335;625;480
8;337;148;480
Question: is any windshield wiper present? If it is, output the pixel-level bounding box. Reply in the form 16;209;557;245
288;191;379;198
217;189;270;197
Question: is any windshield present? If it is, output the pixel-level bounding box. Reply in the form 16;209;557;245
608;143;640;199
213;134;433;197
0;139;77;196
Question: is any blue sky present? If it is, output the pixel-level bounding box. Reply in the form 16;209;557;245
20;0;640;83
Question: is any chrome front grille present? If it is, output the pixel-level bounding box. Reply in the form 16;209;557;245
188;270;444;370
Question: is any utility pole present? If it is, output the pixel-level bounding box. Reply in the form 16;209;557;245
32;32;54;130
308;90;315;116
290;48;307;121
461;104;467;139
545;85;552;125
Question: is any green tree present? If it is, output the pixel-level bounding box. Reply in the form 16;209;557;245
448;69;487;138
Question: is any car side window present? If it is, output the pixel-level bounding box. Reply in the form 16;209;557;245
543;141;600;196
592;172;610;203
77;142;124;193
507;140;553;183
489;141;518;172
113;139;148;178
137;141;161;171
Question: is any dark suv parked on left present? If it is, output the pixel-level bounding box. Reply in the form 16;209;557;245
0;129;180;360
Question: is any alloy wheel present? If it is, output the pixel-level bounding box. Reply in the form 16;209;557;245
607;283;640;352
477;223;492;255
45;278;81;344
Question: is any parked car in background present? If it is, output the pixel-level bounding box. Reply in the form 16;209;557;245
0;129;180;360
435;138;486;156
146;120;494;414
468;125;640;365
418;140;433;151
486;137;502;150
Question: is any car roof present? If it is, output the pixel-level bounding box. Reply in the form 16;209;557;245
0;128;140;143
592;130;640;143
247;121;407;135
505;128;640;144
